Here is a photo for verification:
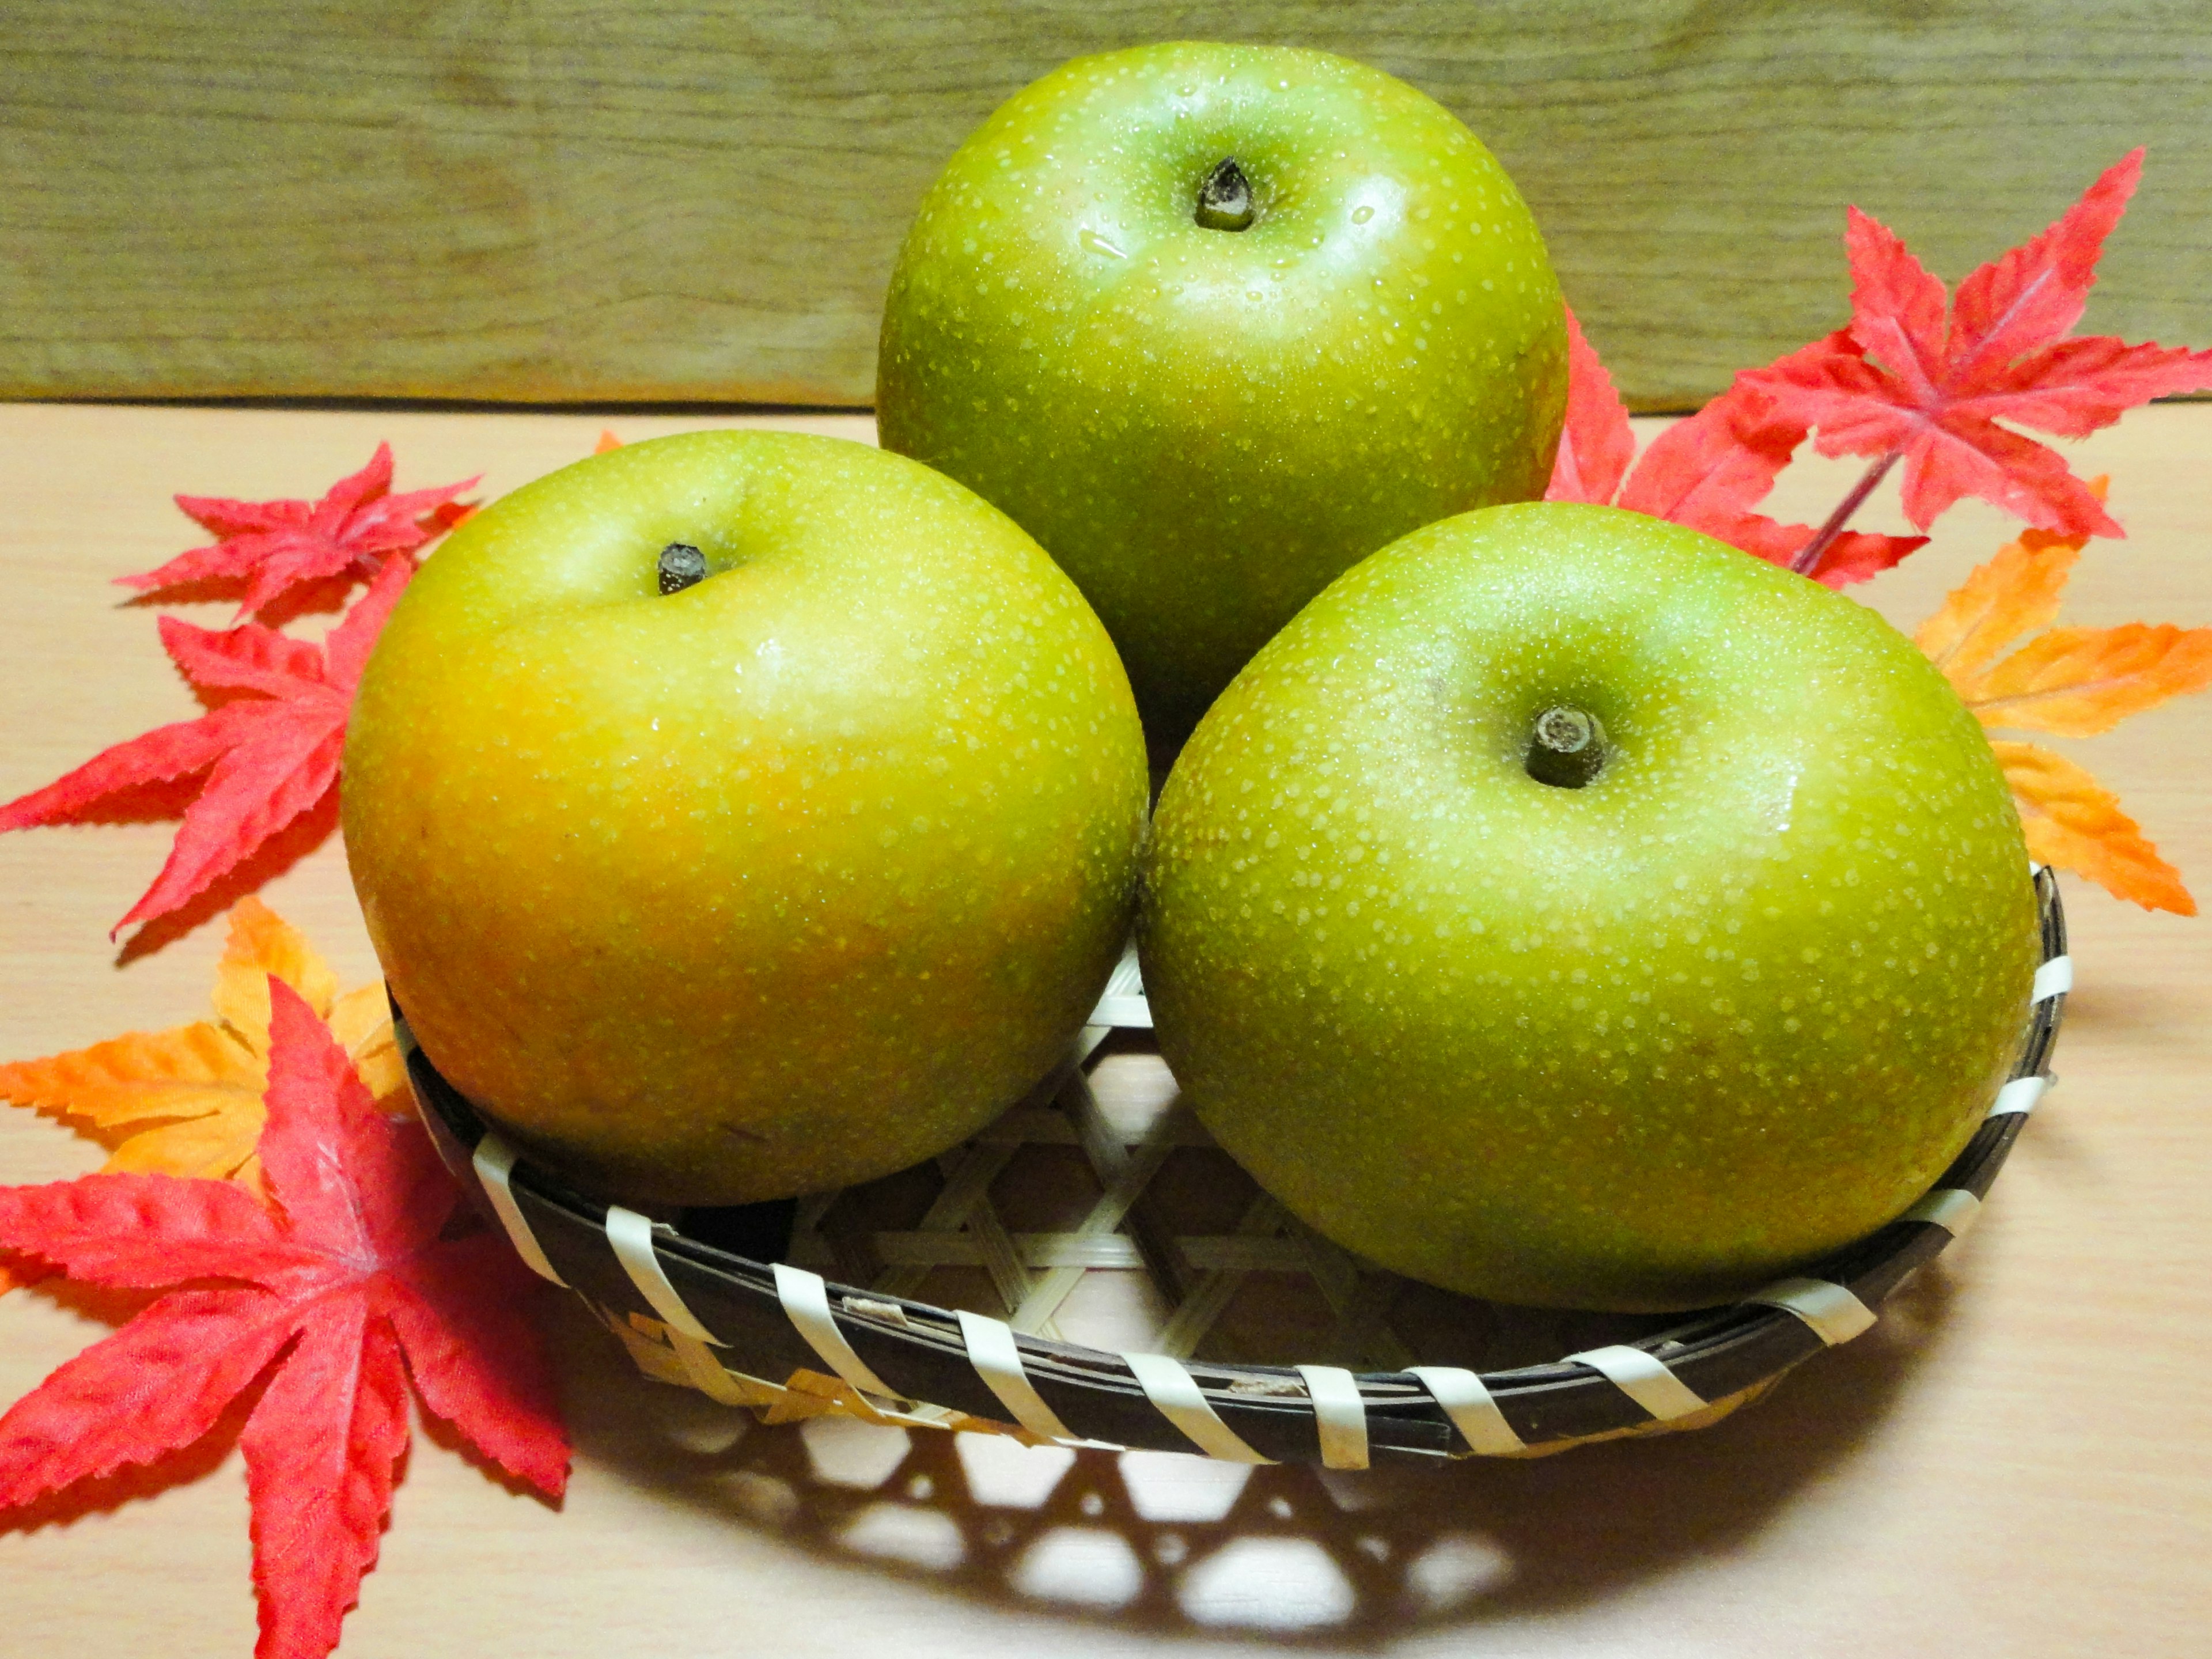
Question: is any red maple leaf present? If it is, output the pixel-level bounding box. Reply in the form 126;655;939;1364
1547;312;1927;587
120;444;477;619
1545;306;1635;507
1744;149;2212;541
0;977;567;1659
0;553;409;935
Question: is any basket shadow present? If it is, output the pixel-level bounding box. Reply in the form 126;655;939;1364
562;1261;1960;1643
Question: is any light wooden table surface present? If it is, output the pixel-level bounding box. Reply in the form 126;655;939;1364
2;401;2207;1657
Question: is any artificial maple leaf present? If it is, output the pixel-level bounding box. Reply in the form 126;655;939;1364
119;444;478;619
0;977;567;1659
1545;306;1635;506
1912;521;2088;685
1987;740;2194;916
1956;622;2212;738
594;429;623;454
0;554;409;936
1915;499;2212;912
0;899;403;1216
1546;319;1927;586
1745;150;2212;541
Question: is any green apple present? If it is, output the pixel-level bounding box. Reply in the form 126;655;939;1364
877;41;1567;748
343;430;1149;1207
1140;503;2037;1312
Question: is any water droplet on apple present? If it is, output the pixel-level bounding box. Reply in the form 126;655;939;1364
1351;204;1374;224
1078;228;1126;259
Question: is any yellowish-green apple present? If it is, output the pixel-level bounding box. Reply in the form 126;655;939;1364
1141;503;2037;1311
878;41;1567;747
344;430;1149;1207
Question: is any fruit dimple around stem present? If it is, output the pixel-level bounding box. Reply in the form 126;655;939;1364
1195;158;1256;230
1526;705;1607;789
658;542;708;594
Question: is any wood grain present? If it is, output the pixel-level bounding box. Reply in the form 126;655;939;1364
3;3;2208;410
2;402;2209;1656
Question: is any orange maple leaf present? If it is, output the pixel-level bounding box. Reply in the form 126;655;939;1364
594;429;623;454
0;898;403;1297
1986;740;2195;916
1915;484;2212;914
1955;622;2212;738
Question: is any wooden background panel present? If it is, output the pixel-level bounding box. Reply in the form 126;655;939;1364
3;1;2208;410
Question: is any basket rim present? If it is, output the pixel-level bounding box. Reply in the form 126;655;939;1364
400;868;2069;1467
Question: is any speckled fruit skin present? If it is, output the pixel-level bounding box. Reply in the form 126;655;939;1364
1141;503;2038;1312
877;41;1567;748
343;430;1150;1207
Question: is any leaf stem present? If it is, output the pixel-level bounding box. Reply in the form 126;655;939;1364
1791;450;1901;578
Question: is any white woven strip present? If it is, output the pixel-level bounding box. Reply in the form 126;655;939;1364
1289;1225;1362;1316
2033;955;2073;1002
966;1191;1034;1316
666;1328;758;1406
973;1108;1213;1150
1407;1366;1526;1455
1569;1344;1707;1422
1063;1069;1133;1188
1122;1352;1273;1464
1987;1074;2050;1118
605;1206;722;1344
1181;1236;1329;1272
1905;1187;1983;1237
1147;1191;1293;1361
774;1262;898;1399
1010;1135;1173;1334
1084;944;1153;1030
956;1309;1077;1441
469;1131;566;1287
1293;1365;1370;1470
1747;1277;1877;1346
874;1232;1147;1271
870;1142;1018;1301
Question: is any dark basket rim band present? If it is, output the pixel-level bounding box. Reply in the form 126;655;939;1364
400;868;2068;1467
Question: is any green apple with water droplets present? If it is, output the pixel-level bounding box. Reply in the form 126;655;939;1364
1140;503;2039;1311
878;41;1567;748
344;430;1149;1207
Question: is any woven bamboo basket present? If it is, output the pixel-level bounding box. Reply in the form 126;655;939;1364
403;867;2068;1469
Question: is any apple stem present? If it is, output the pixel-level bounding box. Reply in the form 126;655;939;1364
658;542;707;594
1791;450;1901;579
1527;706;1607;789
1196;159;1256;232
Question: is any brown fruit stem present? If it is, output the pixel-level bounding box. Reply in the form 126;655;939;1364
1196;158;1255;231
658;542;707;594
1527;706;1606;789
